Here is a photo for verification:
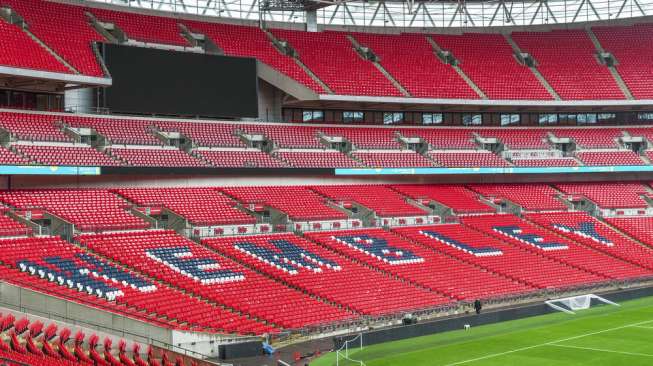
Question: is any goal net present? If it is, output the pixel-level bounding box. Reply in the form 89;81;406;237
545;294;620;314
336;333;366;366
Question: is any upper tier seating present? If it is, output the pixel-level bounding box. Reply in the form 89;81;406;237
0;235;271;334
555;182;650;208
0;19;70;73
184;21;324;93
271;29;401;96
526;211;653;271
394;224;606;288
311;185;428;217
5;0;105;76
197;150;286;168
305;228;532;300
91;8;188;46
204;233;448;315
353;151;435;168
351;33;477;98
220;186;347;221
77;230;354;328
429;151;510;167
576;151;644;166
390;184;493;214
114;188;256;226
593;24;653;99
277;151;361;168
4;0;653;101
461;214;651;280
432;33;551;100
14;145;121;167
107;147;207;167
511;30;624;100
0;189;149;232
467;184;568;211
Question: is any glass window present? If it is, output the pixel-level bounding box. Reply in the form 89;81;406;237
422;113;443;125
538;114;558;125
462;114;482;126
598;113;616;121
638;113;653;121
383;112;404;125
500;114;520;126
302;110;324;122
343;111;364;123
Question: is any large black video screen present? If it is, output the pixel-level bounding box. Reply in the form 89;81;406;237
101;44;258;118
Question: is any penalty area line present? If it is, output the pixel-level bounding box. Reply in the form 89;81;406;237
443;318;653;366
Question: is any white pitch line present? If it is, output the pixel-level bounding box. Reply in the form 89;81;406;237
443;318;653;366
548;344;653;358
633;325;653;329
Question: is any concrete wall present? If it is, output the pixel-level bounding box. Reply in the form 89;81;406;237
0;281;171;345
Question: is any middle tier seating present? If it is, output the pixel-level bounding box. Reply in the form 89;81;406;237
14;145;122;167
467;184;568;211
555;182;650;208
576;150;644;166
390;184;493;214
0;189;149;232
353;151;435;168
220;186;347;221
114;188;256;226
429;151;510;167
107;147;207;167
311;185;428;217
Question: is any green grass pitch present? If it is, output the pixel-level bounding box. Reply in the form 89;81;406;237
311;296;653;366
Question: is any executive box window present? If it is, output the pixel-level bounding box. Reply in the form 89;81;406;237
343;111;364;123
598;113;617;122
383;112;404;125
500;114;520;126
539;113;558;125
577;113;597;125
462;114;482;126
302;110;324;122
422;113;443;125
638;113;653;121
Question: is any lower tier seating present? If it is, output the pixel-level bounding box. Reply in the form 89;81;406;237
305;229;533;300
203;233;448;315
526;212;653;271
461;214;652;280
76;230;355;329
0;236;272;334
394;224;607;289
311;185;428;217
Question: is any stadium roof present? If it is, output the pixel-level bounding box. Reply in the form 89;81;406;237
87;0;652;27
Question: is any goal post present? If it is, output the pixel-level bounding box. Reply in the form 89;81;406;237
336;333;366;366
545;294;620;314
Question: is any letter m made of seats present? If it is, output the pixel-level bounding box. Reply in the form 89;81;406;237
234;239;341;274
